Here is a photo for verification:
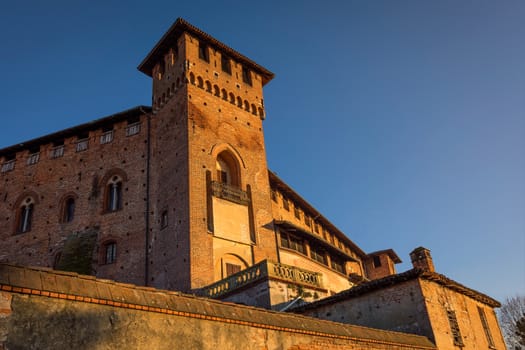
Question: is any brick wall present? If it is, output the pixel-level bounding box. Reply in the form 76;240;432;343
0;109;149;286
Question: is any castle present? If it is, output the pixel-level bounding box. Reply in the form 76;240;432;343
0;18;506;349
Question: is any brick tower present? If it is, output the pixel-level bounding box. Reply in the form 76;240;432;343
138;19;277;292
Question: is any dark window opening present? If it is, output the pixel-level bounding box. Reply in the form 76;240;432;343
161;210;168;229
373;255;382;268
331;256;345;274
62;197;75;223
280;232;305;255
199;43;209;62
242;66;252;85
294;206;301;219
104;242;117;264
226;263;241;277
221;55;231;74
270;189;277;202
447;310;464;347
282;197;289;211
311;246;327;265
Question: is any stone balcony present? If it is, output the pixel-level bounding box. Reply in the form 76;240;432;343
200;260;324;303
211;181;250;205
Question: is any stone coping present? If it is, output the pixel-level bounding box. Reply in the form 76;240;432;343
0;263;435;349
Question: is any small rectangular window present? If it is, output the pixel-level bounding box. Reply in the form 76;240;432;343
126;122;141;136
282;197;289;211
447;310;464;347
242;66;252;86
289;235;305;255
221;55;231;74
27;152;40;165
51;141;65;159
280;232;290;249
478;307;495;348
304;215;311;227
100;130;114;144
373;255;382;268
1;154;16;172
225;263;241;277
105;243;117;264
311;246;327;265
76;136;89;152
294;206;301;220
331;256;345;273
26;146;40;165
314;223;319;233
199;42;209;62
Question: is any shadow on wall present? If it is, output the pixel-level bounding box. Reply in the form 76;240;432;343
4;294;206;350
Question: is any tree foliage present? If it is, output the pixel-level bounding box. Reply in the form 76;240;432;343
499;295;525;349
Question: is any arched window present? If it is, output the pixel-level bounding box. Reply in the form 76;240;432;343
103;241;117;264
229;93;235;104
216;151;240;187
17;197;35;233
61;196;76;223
251;104;257;115
205;81;212;93
237;97;243;108
221;89;228;100
244;100;250;111
213;85;220;97
189;72;196;85
106;176;123;212
197;76;204;89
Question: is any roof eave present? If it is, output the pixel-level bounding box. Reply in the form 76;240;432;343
137;18;274;85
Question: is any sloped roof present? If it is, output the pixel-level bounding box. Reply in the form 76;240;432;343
0;106;150;157
0;263;435;348
138;18;274;85
292;268;501;312
269;171;367;258
366;249;402;264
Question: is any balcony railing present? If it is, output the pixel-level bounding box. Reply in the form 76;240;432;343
201;260;323;299
211;181;250;205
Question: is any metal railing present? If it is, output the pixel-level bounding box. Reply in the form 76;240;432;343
201;260;322;298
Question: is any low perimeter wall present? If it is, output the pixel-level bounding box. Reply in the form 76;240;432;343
0;264;435;350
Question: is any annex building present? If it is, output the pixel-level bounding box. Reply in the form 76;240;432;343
0;19;507;349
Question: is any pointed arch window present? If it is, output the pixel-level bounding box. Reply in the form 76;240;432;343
106;176;123;212
17;197;35;233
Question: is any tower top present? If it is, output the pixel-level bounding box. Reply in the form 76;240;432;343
137;18;274;85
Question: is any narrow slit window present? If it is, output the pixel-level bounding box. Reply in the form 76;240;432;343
478;307;495;348
447;310;464;347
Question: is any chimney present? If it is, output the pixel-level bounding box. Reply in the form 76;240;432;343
410;247;435;272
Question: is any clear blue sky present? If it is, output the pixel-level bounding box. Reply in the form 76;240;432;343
1;1;523;302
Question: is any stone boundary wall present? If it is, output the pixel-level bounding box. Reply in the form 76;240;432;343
0;264;435;349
